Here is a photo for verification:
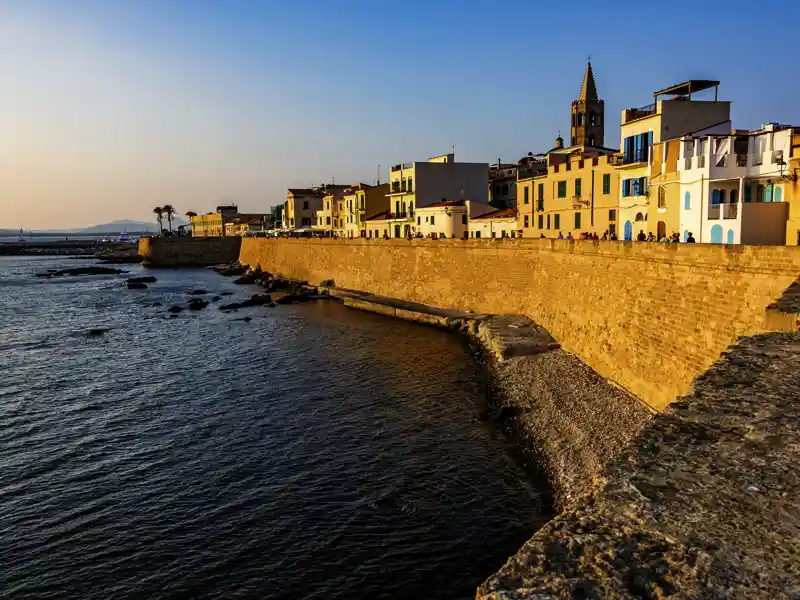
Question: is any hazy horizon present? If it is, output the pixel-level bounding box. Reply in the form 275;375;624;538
2;0;798;229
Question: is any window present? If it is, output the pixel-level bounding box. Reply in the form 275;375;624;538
538;183;544;200
589;112;598;125
775;186;782;203
554;214;560;229
744;186;752;203
430;215;435;225
756;185;764;203
461;215;467;224
547;214;551;230
395;201;401;213
608;209;616;221
588;135;596;146
407;177;413;193
711;190;721;206
326;201;329;209
417;216;421;225
575;178;582;196
730;189;738;204
475;230;481;239
602;174;610;194
538;215;543;229
303;201;309;210
684;191;691;210
524;187;529;204
623;131;653;163
657;187;666;208
765;184;773;203
557;181;567;198
524;215;529;227
326;216;331;225
577;112;584;126
574;212;581;229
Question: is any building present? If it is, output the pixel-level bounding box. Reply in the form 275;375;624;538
190;205;239;237
488;162;518;208
365;211;391;239
519;143;620;238
414;199;494;239
617;79;731;240
283;188;324;231
270;204;284;230
314;191;343;236
224;214;271;236
784;131;800;245
341;183;390;238
469;208;519;239
647;138;682;239
678;123;799;245
384;153;489;238
518;63;620;239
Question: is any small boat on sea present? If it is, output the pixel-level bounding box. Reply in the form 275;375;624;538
117;232;138;244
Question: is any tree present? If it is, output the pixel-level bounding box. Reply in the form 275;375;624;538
162;204;177;233
185;210;197;218
153;206;164;233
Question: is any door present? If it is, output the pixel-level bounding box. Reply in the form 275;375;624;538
710;224;723;244
624;220;632;241
657;221;666;240
726;229;734;244
394;225;401;238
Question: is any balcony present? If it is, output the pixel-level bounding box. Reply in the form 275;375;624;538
708;204;720;220
735;154;748;167
750;153;763;166
385;211;411;220
723;203;738;220
388;185;413;195
390;162;414;172
621;149;649;165
623;104;656;124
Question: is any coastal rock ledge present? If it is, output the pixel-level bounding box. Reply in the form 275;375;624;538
477;332;800;600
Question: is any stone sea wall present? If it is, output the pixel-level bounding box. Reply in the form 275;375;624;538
239;237;800;410
138;236;241;267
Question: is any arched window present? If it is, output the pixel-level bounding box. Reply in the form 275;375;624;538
719;190;727;204
635;212;644;222
407;177;413;193
588;135;596;146
775;186;782;202
730;189;738;204
577;113;584;126
589;112;597;125
657;187;666;208
756;185;765;203
657;221;666;239
711;189;721;205
624;220;633;241
684;191;691;210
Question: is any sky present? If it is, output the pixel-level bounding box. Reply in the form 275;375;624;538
1;0;797;230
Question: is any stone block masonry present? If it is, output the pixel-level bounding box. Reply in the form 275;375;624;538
138;236;242;267
239;237;800;410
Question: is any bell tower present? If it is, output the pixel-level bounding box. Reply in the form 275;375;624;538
570;61;604;147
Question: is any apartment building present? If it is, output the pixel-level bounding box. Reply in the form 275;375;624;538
617;79;731;239
385;153;488;238
190;205;239;237
342;183;390;238
678;123;798;244
488;162;518;208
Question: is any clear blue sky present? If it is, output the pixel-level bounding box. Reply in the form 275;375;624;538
1;0;797;228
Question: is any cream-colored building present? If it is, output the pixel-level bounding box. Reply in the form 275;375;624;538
414;200;494;239
365;211;391;239
341;183;390;238
314;192;343;236
284;189;323;230
617;80;730;240
385;153;489;238
469;208;518;239
787;131;800;245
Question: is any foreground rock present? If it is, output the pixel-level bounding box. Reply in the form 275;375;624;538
127;282;148;289
477;333;800;599
87;327;111;336
209;262;248;277
37;266;124;278
187;298;209;311
127;276;157;284
168;305;183;314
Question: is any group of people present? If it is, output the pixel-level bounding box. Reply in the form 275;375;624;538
636;230;696;243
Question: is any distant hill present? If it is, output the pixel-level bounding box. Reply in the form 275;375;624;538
0;218;189;235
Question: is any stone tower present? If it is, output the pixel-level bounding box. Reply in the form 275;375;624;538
570;62;604;147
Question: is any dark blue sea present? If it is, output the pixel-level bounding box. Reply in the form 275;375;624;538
0;256;547;599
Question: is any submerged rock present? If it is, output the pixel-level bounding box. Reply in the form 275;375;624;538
87;327;111;336
187;298;209;311
210;296;221;302
168;305;183;314
219;293;272;311
37;266;124;278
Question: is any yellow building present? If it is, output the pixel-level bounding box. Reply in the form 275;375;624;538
190;205;238;237
785;131;800;245
518;143;620;239
224;215;270;236
616;79;730;240
648;139;682;239
341;183;390;238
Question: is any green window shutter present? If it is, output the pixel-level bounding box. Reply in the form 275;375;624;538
554;214;560;229
575;178;582;196
744;186;752;202
574;212;581;229
547;214;551;229
524;187;529;204
538;214;543;229
602;174;610;194
538;183;544;200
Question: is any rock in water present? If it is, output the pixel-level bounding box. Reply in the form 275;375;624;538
87;327;111;336
37;266;124;278
127;282;148;289
187;289;207;295
127;276;157;284
210;296;221;302
168;305;183;314
187;299;209;311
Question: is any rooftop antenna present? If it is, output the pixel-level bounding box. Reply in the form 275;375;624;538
377;164;380;186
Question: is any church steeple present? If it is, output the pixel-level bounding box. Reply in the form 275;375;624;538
571;61;604;147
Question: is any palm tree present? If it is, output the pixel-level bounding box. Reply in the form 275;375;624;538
185;210;197;218
162;204;177;233
153;206;164;233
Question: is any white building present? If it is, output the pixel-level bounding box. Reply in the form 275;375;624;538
414;200;494;239
468;208;519;239
679;123;797;244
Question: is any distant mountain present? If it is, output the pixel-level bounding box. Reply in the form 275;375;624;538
1;218;189;235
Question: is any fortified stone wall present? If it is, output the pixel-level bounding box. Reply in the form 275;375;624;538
138;236;242;267
240;238;800;410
